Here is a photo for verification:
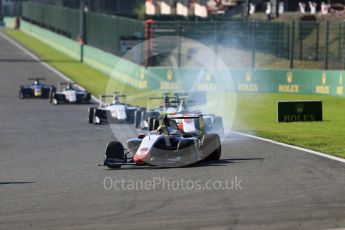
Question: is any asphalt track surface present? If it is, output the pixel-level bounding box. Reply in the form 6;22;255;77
0;30;345;230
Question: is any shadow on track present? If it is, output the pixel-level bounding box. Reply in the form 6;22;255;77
0;182;36;185
102;157;265;171
190;157;265;168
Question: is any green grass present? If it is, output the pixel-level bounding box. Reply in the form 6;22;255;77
5;29;345;159
234;93;345;158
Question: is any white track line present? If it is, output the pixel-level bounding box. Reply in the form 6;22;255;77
3;32;345;164
0;32;101;104
231;131;345;164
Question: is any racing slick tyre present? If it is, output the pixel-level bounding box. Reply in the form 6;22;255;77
125;109;136;124
50;93;59;105
49;91;53;103
148;116;160;131
203;134;222;161
88;107;96;124
19;90;25;99
104;141;125;169
134;110;142;129
85;93;91;104
134;108;146;129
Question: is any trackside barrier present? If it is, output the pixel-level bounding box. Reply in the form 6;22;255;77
7;20;345;96
3;17;15;28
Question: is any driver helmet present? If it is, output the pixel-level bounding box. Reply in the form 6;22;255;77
113;95;120;104
163;95;170;107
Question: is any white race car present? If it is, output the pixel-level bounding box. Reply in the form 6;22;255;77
49;82;91;105
88;92;140;124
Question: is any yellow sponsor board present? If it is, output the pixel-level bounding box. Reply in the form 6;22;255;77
140;69;145;80
337;74;343;95
166;69;174;81
245;71;252;83
197;83;217;91
278;84;299;93
237;84;258;92
127;76;134;85
287;71;293;83
126;76;148;89
160;82;180;90
315;85;330;94
138;81;148;89
315;72;330;94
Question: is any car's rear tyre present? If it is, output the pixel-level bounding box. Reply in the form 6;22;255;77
134;110;142;129
148;116;159;131
50;93;59;105
88;107;96;124
49;92;53;103
19;90;25;99
52;98;59;105
104;141;125;169
203;134;222;161
125;109;136;124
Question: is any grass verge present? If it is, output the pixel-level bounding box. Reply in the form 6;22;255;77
233;93;345;158
5;29;345;159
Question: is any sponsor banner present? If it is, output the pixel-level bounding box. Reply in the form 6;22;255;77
66;61;345;95
277;100;323;122
137;68;345;96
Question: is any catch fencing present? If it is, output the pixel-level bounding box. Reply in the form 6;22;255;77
20;1;345;70
149;20;345;70
21;1;144;55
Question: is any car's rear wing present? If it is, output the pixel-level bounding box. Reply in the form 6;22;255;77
101;92;126;99
147;94;179;110
59;81;75;85
167;114;205;136
28;77;46;83
99;92;126;106
167;114;203;120
57;81;75;90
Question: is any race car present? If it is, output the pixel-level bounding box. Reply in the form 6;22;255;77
166;93;224;136
133;93;182;129
102;114;222;169
88;92;141;124
49;82;91;105
19;78;56;99
135;92;224;136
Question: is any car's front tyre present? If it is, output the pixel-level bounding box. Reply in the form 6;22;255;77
104;141;125;169
19;90;25;99
202;134;222;161
88;107;96;124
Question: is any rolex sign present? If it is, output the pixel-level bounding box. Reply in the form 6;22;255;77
277;101;323;122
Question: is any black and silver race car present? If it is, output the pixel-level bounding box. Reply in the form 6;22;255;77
19;78;56;99
133;93;181;129
49;82;91;105
134;92;224;136
88;92;141;124
102;114;222;169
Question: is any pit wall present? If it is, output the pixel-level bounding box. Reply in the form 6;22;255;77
5;18;345;97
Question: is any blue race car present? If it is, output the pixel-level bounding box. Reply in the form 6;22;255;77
19;78;56;99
